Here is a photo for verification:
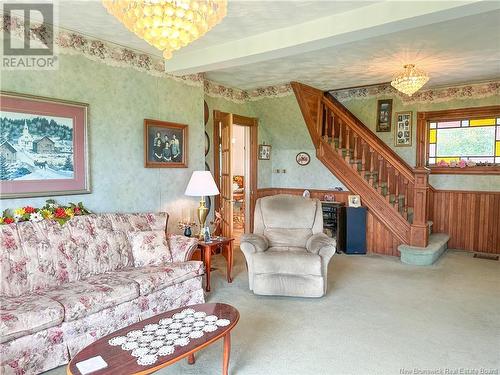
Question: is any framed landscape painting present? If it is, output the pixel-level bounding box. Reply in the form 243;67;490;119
144;119;188;168
0;91;89;199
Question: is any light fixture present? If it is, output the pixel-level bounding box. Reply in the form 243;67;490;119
184;171;220;239
390;64;429;96
102;0;227;60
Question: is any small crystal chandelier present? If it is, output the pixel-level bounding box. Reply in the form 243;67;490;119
103;0;227;60
390;64;429;96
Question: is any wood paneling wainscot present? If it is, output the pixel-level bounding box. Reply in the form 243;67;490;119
428;189;500;254
257;188;402;256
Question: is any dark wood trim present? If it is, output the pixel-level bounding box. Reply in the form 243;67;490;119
429;190;500;254
324;93;415;182
144;119;188;168
258;187;500;255
428;166;500;175
416;105;500;171
257;187;403;256
213;111;258;234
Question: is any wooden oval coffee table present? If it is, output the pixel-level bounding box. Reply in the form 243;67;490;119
67;303;239;375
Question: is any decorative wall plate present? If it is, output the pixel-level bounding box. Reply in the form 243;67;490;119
204;101;209;126
296;152;310;166
205;131;210;156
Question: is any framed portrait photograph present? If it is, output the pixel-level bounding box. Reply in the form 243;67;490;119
394;111;412;147
0;91;89;199
144;119;188;168
376;99;393;132
258;144;271;160
348;195;361;207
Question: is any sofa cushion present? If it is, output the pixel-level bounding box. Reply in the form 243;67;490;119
128;230;173;267
253;251;322;276
107;213;167;233
0;294;64;343
44;274;140;322
0;220;81;297
67;215;134;277
113;261;204;295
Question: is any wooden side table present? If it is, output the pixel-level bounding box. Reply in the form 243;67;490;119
197;237;234;292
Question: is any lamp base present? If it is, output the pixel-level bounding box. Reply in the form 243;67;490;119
197;196;209;240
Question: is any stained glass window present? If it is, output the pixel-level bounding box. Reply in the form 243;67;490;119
427;117;500;165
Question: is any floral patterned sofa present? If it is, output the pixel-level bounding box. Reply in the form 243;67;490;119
0;213;204;375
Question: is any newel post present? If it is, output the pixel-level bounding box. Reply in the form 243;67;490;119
410;167;430;247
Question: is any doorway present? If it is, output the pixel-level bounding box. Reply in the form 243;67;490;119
213;111;258;243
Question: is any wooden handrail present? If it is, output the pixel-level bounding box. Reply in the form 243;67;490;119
324;94;415;183
292;81;429;247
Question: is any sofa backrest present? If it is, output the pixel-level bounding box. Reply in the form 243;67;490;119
253;194;323;248
0;212;167;297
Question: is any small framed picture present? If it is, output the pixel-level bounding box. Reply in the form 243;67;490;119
204;226;211;242
144;119;188;168
258;144;271;160
394;111;412;147
348;195;361;207
376;99;393;132
296;152;310;166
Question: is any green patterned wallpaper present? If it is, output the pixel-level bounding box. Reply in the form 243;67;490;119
340;94;500;191
246;91;499;192
0;54;205;228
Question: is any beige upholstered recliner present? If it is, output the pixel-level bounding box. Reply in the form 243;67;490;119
240;194;336;298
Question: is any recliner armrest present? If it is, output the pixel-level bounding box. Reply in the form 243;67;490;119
240;233;269;254
306;233;336;255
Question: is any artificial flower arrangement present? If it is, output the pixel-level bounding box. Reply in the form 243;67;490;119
436;160;476;168
0;199;91;226
177;219;198;237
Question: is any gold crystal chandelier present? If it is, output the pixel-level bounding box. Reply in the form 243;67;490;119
103;0;227;60
390;64;429;96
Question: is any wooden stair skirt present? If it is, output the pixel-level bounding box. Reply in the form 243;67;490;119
291;81;430;248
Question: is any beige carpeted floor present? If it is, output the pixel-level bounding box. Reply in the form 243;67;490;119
47;249;500;375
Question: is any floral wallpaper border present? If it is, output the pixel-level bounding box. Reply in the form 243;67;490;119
2;15;498;104
330;81;500;104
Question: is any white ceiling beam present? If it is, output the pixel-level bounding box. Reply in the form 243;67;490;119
165;0;500;75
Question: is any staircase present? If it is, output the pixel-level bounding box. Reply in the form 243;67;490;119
291;82;431;248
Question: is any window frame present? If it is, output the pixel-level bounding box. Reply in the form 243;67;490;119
416;106;500;175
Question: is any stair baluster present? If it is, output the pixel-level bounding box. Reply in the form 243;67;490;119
291;82;429;247
360;140;367;175
394;171;400;210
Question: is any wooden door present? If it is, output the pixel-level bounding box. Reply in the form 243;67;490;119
220;112;233;237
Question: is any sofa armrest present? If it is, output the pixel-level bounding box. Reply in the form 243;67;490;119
306;233;336;255
168;234;199;262
240;234;268;255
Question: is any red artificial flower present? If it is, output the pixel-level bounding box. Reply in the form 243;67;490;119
54;208;66;218
24;206;36;214
74;207;81;215
4;218;14;224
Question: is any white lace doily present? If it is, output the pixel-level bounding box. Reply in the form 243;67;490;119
108;308;231;366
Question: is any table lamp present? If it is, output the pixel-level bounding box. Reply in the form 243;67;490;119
184;171;220;239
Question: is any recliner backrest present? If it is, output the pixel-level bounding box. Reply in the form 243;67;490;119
253;194;323;248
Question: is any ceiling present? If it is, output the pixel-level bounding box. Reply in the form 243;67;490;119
205;10;500;90
53;1;375;57
31;1;500;90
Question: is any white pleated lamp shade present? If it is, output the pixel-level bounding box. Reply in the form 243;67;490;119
184;171;220;196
